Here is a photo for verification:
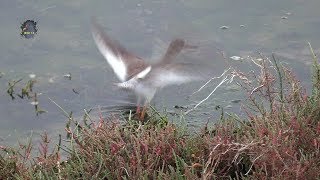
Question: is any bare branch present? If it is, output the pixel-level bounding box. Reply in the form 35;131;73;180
186;74;232;114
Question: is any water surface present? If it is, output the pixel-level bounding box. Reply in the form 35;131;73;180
0;0;319;145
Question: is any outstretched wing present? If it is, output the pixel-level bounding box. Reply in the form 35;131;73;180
159;39;185;64
91;19;148;81
159;38;199;65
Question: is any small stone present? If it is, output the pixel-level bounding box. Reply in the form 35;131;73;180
230;56;242;61
63;73;72;80
220;26;229;30
167;110;179;115
174;105;187;109
231;99;241;104
29;73;36;79
281;16;288;19
240;25;245;28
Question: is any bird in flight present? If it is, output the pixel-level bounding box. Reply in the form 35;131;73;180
91;19;207;120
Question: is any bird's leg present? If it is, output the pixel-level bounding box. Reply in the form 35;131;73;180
136;105;141;114
140;100;149;120
140;105;147;120
136;96;142;116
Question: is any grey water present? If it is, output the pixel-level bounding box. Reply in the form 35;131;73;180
0;0;319;145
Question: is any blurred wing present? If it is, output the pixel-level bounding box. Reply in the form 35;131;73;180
91;19;147;81
158;39;199;65
152;63;210;88
159;39;185;64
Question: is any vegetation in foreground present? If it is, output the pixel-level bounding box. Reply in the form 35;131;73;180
1;47;320;179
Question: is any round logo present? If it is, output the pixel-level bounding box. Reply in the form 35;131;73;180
20;20;38;39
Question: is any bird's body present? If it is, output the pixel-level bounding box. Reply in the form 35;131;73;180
91;19;207;119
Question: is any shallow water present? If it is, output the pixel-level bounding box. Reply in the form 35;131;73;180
0;0;319;145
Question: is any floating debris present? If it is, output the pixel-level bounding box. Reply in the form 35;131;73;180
202;112;211;115
240;25;245;28
30;101;39;106
231;99;241;104
167;110;179;116
29;73;36;79
72;88;79;94
225;105;233;109
230;56;243;61
281;16;288;19
220;26;229;30
285;12;291;16
174;105;188;109
48;77;55;83
63;73;72;80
